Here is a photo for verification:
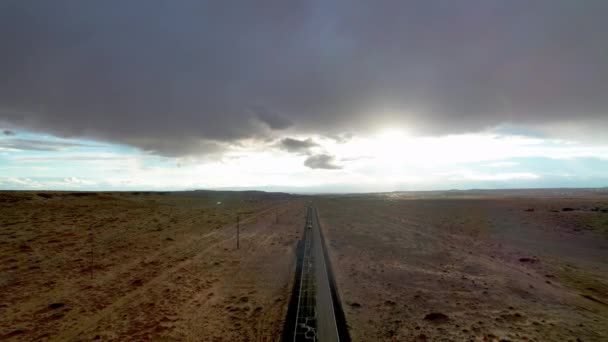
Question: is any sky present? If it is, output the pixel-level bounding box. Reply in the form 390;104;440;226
1;1;607;192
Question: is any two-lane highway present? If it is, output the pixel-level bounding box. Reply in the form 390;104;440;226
282;206;350;342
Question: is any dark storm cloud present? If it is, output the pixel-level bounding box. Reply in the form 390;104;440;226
1;1;607;156
0;138;95;151
251;107;293;130
304;154;342;170
278;137;318;154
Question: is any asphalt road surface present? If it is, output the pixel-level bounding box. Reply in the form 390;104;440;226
282;206;350;342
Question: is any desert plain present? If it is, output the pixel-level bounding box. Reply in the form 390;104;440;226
0;191;304;341
318;189;608;341
1;189;608;341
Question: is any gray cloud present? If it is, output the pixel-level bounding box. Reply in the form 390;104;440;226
340;155;373;162
326;133;355;144
304;154;342;170
278;137;318;154
252;107;293;130
0;1;607;156
0;138;96;151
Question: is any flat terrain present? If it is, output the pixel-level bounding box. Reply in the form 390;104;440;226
3;188;608;341
317;189;608;341
0;191;305;341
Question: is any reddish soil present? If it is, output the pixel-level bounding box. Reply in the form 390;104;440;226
317;190;608;341
0;191;305;341
3;189;607;341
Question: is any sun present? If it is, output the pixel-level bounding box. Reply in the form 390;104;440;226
377;128;408;142
372;128;411;163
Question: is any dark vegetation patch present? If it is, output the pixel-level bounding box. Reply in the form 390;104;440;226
416;333;427;341
519;257;538;263
580;294;607;305
423;312;449;322
18;244;33;252
500;313;525;322
384;300;396;306
48;303;65;310
2;329;25;338
68;192;97;197
348;302;361;308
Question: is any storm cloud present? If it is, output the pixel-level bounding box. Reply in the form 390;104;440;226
0;138;95;151
304;154;342;170
278;138;319;154
1;1;607;156
252;107;293;130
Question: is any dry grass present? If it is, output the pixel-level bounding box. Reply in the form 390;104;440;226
4;189;607;341
317;191;608;341
0;191;305;341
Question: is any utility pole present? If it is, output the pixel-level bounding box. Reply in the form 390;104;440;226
89;228;94;281
236;214;240;250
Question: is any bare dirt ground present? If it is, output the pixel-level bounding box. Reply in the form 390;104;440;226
0;191;305;341
317;189;608;341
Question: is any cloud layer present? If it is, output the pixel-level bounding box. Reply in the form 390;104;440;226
303;154;342;170
1;1;607;156
0;138;96;151
278;138;319;154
